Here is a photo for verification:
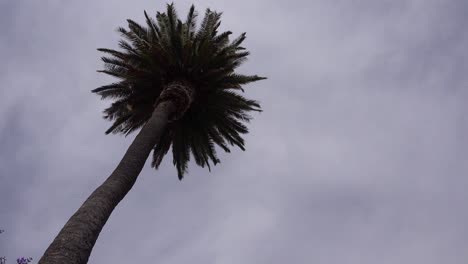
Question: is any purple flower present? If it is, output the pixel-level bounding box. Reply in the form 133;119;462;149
16;257;33;264
1;230;32;264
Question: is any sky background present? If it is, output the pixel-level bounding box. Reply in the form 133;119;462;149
1;0;468;263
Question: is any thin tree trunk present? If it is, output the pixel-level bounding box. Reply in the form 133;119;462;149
39;100;176;264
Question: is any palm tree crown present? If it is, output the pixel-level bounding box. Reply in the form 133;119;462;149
92;3;266;179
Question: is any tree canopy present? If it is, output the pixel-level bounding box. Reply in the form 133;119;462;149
93;3;266;179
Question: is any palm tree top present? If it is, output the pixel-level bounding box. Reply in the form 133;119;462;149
92;3;266;179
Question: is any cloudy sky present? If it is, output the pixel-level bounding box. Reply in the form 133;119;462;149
1;0;468;263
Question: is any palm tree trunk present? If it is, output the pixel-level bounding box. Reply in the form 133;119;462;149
39;100;176;264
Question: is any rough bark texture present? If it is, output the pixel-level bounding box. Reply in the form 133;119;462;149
157;79;195;121
38;100;176;264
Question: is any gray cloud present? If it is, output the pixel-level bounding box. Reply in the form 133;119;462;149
1;0;468;263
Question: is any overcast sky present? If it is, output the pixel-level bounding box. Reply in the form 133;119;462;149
1;0;468;263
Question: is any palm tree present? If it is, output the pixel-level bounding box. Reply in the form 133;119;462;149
39;3;265;264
